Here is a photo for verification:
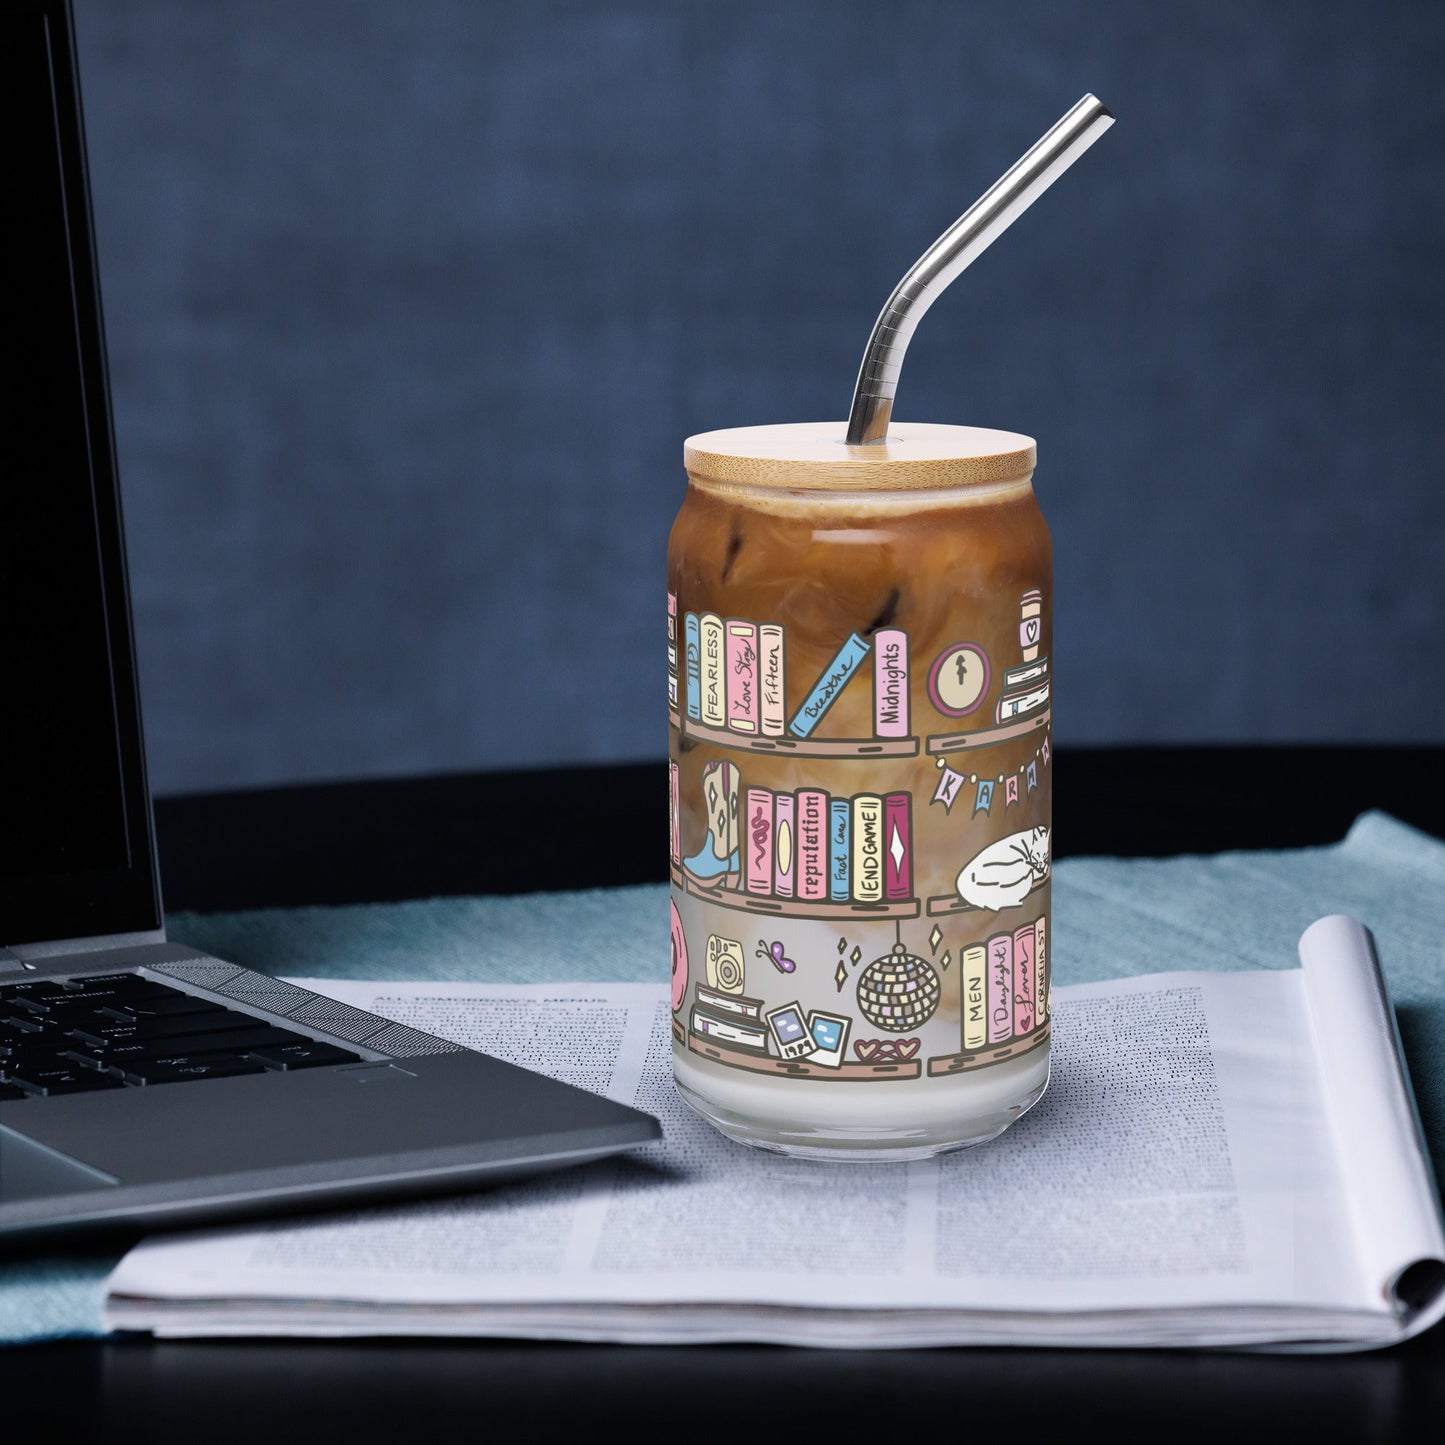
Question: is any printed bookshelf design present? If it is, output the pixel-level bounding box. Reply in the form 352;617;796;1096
925;699;1051;756
672;786;921;921
667;605;919;758
926;1020;1051;1077
687;986;922;1080
928;915;1049;1076
929;728;1051;822
925;873;1048;918
923;594;1050;754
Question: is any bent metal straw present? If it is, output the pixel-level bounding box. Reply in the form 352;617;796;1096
846;94;1114;447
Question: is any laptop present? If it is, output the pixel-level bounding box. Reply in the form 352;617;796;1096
0;0;659;1243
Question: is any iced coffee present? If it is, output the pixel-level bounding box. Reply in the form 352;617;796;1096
667;422;1052;1158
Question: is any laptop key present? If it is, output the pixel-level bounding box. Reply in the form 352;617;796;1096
1;1026;57;1056
136;1025;310;1062
124;1055;267;1086
101;993;221;1019
5;1065;127;1096
0;982;74;1004
67;972;159;989
1;1042;74;1073
8;979;172;1014
247;1041;361;1071
0;1082;29;1102
62;1026;287;1068
68;1008;256;1047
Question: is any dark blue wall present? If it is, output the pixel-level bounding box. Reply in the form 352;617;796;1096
75;0;1445;793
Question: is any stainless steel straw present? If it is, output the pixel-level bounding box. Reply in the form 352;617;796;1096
845;94;1115;446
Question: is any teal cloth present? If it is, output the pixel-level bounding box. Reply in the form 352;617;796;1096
5;811;1443;1346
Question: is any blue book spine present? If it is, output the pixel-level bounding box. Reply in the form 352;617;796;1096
684;613;701;720
829;798;851;902
788;632;871;738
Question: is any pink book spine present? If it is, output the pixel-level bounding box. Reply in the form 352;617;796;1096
759;624;786;736
725;621;759;734
987;930;1015;1044
1012;922;1036;1035
796;790;828;901
772;793;795;898
667;591;678;710
744;787;774;896
669;760;680;868
1035;915;1048;1022
873;628;910;738
883;792;912;899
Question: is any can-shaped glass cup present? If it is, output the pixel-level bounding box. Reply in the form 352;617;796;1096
666;423;1052;1160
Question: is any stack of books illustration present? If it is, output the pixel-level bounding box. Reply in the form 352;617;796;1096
995;656;1050;725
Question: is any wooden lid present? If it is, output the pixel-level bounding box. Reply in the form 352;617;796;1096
684;422;1036;491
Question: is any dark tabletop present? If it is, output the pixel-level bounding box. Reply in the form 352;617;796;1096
5;746;1445;1443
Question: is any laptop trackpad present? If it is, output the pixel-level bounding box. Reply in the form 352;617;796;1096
0;1125;119;1202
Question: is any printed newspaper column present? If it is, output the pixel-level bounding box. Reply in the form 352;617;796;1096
759;623;786;737
987;930;1014;1044
700;614;725;728
962;944;987;1051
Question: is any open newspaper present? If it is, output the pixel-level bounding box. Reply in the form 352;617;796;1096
105;916;1445;1349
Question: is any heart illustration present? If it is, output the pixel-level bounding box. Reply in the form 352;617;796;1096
896;1038;920;1060
854;1040;880;1062
1025;619;1039;642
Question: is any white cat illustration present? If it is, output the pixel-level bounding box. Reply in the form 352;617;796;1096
955;826;1051;911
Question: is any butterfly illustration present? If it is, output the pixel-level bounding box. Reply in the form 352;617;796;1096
756;939;796;974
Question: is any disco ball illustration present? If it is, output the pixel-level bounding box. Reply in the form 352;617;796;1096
855;942;941;1032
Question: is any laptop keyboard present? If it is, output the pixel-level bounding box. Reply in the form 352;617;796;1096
0;973;361;1100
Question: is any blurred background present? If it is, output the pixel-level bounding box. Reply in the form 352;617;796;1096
74;0;1444;795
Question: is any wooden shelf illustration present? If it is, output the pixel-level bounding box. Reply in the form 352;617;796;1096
927;1020;1051;1077
671;864;920;920
924;874;1049;917
925;708;1051;756
687;1029;923;1081
670;709;919;759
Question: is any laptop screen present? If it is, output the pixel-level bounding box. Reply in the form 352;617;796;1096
1;0;161;945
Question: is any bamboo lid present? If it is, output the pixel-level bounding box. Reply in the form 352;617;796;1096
683;422;1036;492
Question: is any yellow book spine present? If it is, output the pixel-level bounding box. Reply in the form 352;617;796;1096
850;794;884;903
962;944;988;1051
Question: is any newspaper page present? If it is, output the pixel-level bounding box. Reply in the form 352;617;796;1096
106;954;1437;1347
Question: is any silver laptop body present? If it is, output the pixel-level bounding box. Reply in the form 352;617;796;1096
0;0;658;1243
